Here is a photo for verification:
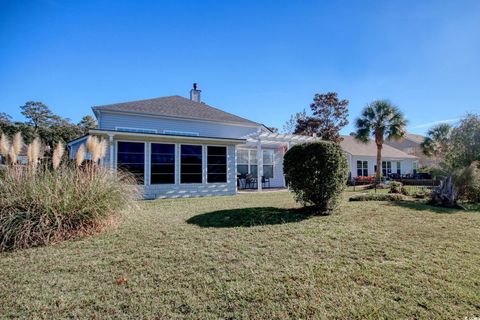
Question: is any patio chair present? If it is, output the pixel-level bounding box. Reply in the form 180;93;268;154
262;176;270;188
245;174;257;189
237;174;247;189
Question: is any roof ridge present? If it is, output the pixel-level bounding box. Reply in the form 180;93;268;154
92;95;260;126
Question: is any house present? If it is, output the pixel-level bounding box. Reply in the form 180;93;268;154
384;133;435;167
341;135;418;178
68;84;417;199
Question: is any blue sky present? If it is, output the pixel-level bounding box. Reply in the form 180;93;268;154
1;0;479;135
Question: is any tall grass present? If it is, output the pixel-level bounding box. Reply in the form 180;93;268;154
0;134;139;251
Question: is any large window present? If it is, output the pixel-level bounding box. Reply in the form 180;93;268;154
181;145;202;183
117;141;145;184
151;143;175;184
207;146;227;183
237;149;273;178
357;160;368;176
237;149;249;175
263;150;274;178
396;161;401;175
382;161;392;176
250;150;258;176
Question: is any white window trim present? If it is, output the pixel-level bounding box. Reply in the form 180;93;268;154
163;130;199;136
116;127;157;134
115;140;147;186
236;148;274;179
262;149;275;179
206;145;228;184
150;142;176;185
356;160;368;176
179;143;204;185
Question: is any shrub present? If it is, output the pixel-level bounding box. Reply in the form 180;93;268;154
355;175;376;185
283;142;348;213
400;186;410;196
349;193;405;202
389;181;403;194
454;161;480;203
412;190;430;199
0;134;139;251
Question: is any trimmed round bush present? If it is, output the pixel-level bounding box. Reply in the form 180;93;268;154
283;141;348;213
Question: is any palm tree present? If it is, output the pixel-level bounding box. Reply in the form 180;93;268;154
420;123;451;159
354;100;408;179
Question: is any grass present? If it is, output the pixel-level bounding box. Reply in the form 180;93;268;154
1;192;479;319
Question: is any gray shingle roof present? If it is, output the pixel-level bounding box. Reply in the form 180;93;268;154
340;136;417;159
92;95;260;126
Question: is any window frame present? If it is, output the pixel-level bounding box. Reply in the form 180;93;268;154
206;145;228;184
236;148;274;178
150;142;176;185
356;160;368;177
116;127;157;134
262;149;274;179
179;143;204;184
382;161;392;176
115;140;147;186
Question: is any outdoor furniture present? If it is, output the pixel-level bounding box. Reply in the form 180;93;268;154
237;174;247;189
245;174;257;189
262;176;270;188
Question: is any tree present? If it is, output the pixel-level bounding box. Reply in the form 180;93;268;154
354;100;408;179
78;115;97;134
420;123;451;159
38;116;82;147
0;112;11;124
444;113;480;170
283;109;307;134
293;92;349;143
0;113;15;136
20;101;54;133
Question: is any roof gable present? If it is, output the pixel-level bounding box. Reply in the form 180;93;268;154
93;95;260;126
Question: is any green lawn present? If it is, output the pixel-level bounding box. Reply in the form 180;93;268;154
1;192;479;319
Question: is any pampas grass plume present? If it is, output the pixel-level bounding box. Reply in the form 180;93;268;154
27;138;41;168
76;144;86;167
12;132;23;157
52;142;64;170
0;133;10;159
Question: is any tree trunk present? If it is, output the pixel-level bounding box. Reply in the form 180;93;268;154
429;175;462;208
375;143;382;179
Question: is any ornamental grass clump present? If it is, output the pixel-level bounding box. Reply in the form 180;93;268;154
0;134;138;252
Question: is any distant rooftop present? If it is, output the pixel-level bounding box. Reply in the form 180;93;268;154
93;95;260;126
340;136;417;159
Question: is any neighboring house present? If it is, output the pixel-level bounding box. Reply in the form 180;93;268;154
385;133;435;167
68;84;417;199
341;136;418;179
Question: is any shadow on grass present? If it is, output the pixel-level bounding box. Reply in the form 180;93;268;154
386;200;467;214
186;207;313;228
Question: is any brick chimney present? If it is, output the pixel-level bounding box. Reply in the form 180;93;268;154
190;83;201;103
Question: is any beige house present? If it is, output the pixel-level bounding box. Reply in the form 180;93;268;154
385;133;435;167
340;136;418;178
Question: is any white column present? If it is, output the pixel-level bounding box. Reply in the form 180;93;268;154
108;134;114;170
257;139;263;191
283;142;291;188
